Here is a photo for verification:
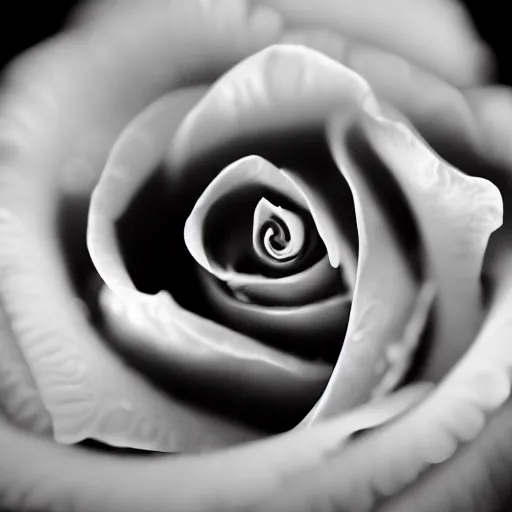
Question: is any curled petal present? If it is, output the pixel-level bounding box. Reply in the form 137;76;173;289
264;263;512;512
170;44;371;170
1;0;290;451
252;198;306;265
360;102;503;380
225;255;342;307
184;155;310;281
301;111;421;423
175;45;429;420
198;268;351;359
88;88;333;449
0;298;52;436
184;154;354;290
173;45;373;284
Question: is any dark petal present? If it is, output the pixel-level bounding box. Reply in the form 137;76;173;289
223;255;344;307
198;266;350;363
184;154;351;307
99;283;332;433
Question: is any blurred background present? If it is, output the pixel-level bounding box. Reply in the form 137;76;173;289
0;1;511;85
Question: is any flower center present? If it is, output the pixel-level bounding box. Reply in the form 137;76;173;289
253;197;306;264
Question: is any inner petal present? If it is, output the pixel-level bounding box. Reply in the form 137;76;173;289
183;154;354;362
253;198;307;265
184;154;356;290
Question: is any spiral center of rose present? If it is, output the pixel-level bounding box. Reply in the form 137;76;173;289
253;198;307;263
180;155;356;365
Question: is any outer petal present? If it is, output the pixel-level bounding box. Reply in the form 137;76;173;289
0;382;430;512
71;0;493;87
0;294;52;436
360;102;503;380
260;0;493;87
170;44;371;169
0;0;289;451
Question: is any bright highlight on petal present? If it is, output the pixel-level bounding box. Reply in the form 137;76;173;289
170;44;371;170
361;102;503;381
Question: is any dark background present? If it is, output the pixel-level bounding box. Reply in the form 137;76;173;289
0;2;510;84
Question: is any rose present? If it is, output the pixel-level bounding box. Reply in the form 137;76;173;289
1;0;512;510
82;38;503;456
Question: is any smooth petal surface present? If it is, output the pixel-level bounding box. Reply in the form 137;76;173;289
372;86;512;512
88;90;334;449
198;269;351;359
170;45;371;170
260;0;493;87
227;255;343;307
300;111;421;423
360;103;503;380
72;0;493;86
252;89;512;512
260;257;512;512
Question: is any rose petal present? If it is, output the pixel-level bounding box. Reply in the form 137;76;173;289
260;0;493;87
184;155;309;280
265;260;512;511
360;102;503;380
88;90;333;442
172;45;374;285
170;45;371;171
0;297;52;436
224;255;343;307
175;45;429;420
258;92;511;505
197;268;351;360
252;198;307;265
372;86;512;512
184;154;354;292
274;29;485;173
0;381;431;512
299;114;422;423
288;35;503;383
1;204;264;453
1;0;289;451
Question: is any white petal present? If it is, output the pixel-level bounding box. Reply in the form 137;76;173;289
361;102;503;380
